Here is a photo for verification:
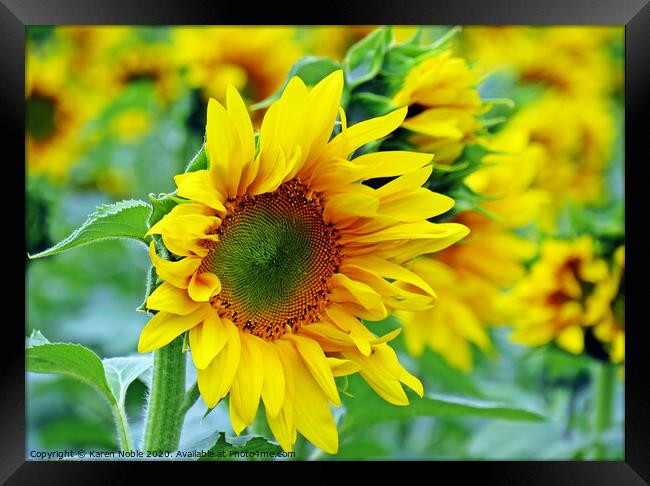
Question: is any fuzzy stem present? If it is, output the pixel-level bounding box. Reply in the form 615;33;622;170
143;336;186;451
112;403;133;453
594;361;616;457
595;362;615;431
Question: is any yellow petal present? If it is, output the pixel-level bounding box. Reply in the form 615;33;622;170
341;220;461;244
352;151;433;179
556;326;584;354
285;334;340;407
342;343;423;405
278;340;338;454
229;397;247;436
299;70;344;165
138;307;207;353
188;271;222;302
149;241;202;289
377;224;470;263
258;77;309;178
330;273;387;318
374;166;432;201
226;85;255;170
380;187;455;221
145;202;216;237
229;333;264;431
344;256;436;299
322;190;379;225
174;170;226;212
258;340;286;417
197;319;241;408
189;312;228;369
146;282;202;315
265;406;295;453
324;304;374;356
265;343;296;452
330;106;408;157
157;214;220;256
327;357;360;377
401;109;466;139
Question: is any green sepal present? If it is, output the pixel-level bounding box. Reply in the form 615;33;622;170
137;263;160;313
343;26;393;89
184;144;208;173
346;92;395;125
148;192;179;229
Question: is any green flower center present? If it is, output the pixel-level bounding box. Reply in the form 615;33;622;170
27;92;58;141
202;180;342;340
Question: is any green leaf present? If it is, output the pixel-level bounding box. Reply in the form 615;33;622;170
341;376;545;433
343;27;392;88
28;199;152;259
26;336;115;408
39;417;118;450
190;432;285;461
26;332;136;452
103;356;153;409
250;56;342;110
337;438;389;460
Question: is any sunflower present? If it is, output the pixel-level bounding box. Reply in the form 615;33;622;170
506;236;613;355
58;27;181;104
506;93;615;211
397;258;493;372
397;127;548;371
591;246;625;364
392;50;486;164
172;27;302;108
26;53;95;180
461;26;622;98
137;71;469;453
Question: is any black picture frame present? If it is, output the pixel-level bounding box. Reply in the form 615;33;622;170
6;0;648;482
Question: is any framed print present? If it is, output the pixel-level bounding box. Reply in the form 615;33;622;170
4;0;649;482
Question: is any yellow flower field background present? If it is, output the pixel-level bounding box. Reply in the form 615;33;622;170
26;26;624;460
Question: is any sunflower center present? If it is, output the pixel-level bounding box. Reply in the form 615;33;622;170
202;180;342;340
27;92;58;141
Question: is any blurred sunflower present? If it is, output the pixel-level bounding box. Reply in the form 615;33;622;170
55;26;130;78
397;258;493;372
461;26;621;98
506;236;615;355
59;27;181;104
590;246;625;364
172;27;302;109
138;72;469;453
392;50;487;164
26;54;95;180
506;93;615;211
398;127;549;371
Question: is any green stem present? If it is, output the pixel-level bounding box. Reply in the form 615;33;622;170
143;335;187;451
111;403;133;453
594;362;616;457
